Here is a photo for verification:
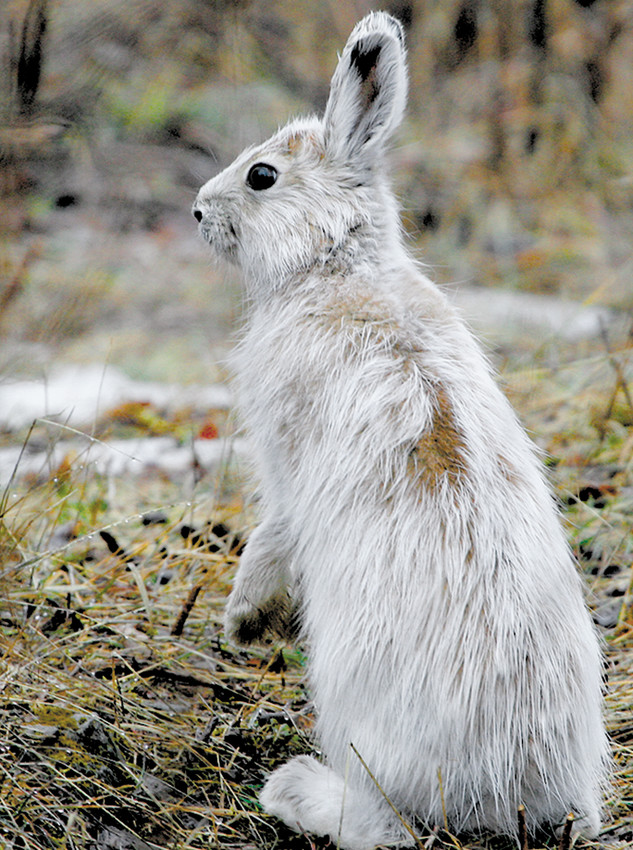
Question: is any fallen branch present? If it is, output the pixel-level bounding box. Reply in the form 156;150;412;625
518;804;529;850
558;812;574;850
171;583;203;636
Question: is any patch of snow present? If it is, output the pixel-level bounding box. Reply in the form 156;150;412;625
450;287;616;342
0;434;246;487
0;364;231;432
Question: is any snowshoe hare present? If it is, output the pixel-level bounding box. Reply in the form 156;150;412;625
193;11;609;849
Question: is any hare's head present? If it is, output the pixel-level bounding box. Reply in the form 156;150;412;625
193;12;408;295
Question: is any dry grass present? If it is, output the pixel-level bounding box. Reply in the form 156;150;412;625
0;335;632;850
0;466;314;849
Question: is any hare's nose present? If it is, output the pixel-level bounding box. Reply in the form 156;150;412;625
192;207;203;223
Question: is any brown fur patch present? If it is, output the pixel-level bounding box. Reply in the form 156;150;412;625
321;290;402;337
283;131;324;159
285;133;303;155
408;386;466;490
496;452;521;486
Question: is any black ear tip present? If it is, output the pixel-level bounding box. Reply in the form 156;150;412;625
348;14;405;80
350;41;382;82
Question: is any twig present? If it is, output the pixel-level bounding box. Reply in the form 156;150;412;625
518;804;529;850
423;826;439;849
438;767;448;831
111;658;125;723
0;246;38;316
171;583;203;636
251;647;287;696
558;812;574;850
338;745;350;850
350;742;424;850
599;319;633;420
99;530;134;563
0;420;36;519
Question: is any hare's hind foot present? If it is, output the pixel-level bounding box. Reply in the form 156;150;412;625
260;755;412;850
554;809;601;843
574;812;601;840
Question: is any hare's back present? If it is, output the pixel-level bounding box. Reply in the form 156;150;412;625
236;268;542;520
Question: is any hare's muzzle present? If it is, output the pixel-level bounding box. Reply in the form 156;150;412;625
192;199;240;264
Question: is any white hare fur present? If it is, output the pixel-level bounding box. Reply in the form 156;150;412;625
193;12;609;849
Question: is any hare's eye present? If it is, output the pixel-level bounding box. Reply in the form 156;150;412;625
246;163;278;191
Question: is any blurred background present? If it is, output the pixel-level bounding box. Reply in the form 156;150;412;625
1;0;632;388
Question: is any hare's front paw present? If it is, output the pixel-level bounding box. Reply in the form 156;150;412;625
224;587;295;645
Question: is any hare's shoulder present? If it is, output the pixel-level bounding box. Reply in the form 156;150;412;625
243;269;473;383
307;270;466;356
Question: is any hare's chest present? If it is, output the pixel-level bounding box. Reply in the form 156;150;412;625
235;320;329;444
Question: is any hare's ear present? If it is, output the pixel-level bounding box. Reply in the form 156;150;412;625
323;12;407;166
